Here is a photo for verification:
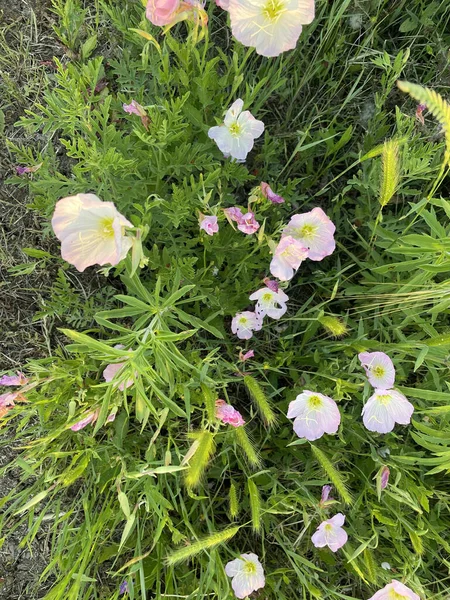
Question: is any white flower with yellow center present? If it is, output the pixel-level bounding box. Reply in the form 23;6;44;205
282;206;336;261
228;0;315;58
52;193;132;272
225;553;265;599
249;286;289;319
208;99;264;161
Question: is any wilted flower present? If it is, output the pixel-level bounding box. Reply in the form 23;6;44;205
287;390;341;441
208;99;264;161
415;103;427;125
270;235;308;281
239;349;254;361
224;206;245;223
359;352;395;389
225;553;265;599
71;409;116;432
119;580;129;595
216;399;245;427
261;182;284;204
263;278;279;292
123;100;146;117
282;207;336;261
51;193;132;272
0;372;29;386
362;389;414;434
16;163;42;175
249;287;288;319
319;485;333;507
368;580;420;600
199;214;219;236
103;360;135;392
231;311;263;340
311;513;348;552
228;0;315;58
0;391;26;419
380;465;390;490
237;212;260;235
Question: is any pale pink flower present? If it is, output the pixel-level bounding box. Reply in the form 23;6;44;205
261;182;284;204
237;212;260;234
51;193;132;272
380;465;390;490
103;345;135;391
311;513;348;552
224;206;244;223
123;100;146;117
270;236;308;281
368;580;420;600
239;349;254;361
215;399;245;427
199;214;219;236
215;0;230;9
362;389;414;434
231;311;262;340
359;351;395;389
249;287;288;319
208;99;264;161
319;485;333;507
287;390;341;441
282;207;336;261
228;0;315;58
0;372;29;386
225;553;265;599
146;0;180;25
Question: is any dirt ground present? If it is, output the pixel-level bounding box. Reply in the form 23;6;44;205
1;1;59;597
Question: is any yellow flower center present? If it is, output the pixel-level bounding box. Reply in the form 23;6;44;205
308;395;323;408
262;0;286;21
238;317;249;326
377;394;391;405
388;592;407;600
298;224;317;239
372;365;385;378
324;524;333;532
100;217;116;239
262;293;273;303
243;560;257;574
229;123;242;136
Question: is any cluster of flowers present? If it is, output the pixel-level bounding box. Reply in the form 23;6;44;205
225;484;416;597
225;552;419;600
231;205;335;340
287;351;414;440
146;0;315;58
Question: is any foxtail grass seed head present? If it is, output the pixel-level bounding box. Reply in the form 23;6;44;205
318;315;348;337
184;430;215;489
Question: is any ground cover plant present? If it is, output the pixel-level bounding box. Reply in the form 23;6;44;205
1;0;450;598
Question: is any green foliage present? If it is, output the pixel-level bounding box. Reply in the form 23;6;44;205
2;0;450;599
